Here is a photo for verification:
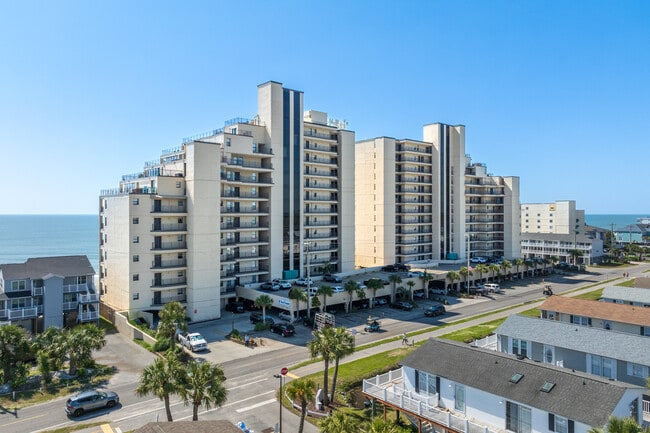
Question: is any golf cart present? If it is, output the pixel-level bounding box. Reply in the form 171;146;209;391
364;316;381;332
543;285;553;296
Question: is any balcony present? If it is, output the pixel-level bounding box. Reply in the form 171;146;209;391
63;283;89;293
304;130;337;141
63;301;78;311
78;311;100;322
151;241;187;251
32;286;44;296
363;368;498;433
151;259;187;269
8;307;39;320
151;206;187;214
151;294;187;306
78;293;100;303
151;277;187;289
151;223;187;232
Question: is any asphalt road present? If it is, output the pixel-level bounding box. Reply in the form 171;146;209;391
1;263;642;433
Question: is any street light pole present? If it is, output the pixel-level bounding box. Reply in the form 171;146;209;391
305;241;311;319
273;373;283;433
466;233;470;295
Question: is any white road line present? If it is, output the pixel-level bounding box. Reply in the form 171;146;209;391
227;377;269;390
175;390;276;421
235;398;277;413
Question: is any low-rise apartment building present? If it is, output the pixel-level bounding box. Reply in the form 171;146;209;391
601;285;650;307
0;255;99;333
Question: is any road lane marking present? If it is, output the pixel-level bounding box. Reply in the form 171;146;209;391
285;372;299;379
227;377;268;390
235;398;276;413
101;424;114;433
2;413;47;426
175;390;276;421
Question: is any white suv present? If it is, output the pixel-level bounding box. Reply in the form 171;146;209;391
278;311;293;321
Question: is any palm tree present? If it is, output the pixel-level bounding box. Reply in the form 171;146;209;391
588;416;650;433
317;285;334;312
0;324;33;388
568;249;582;266
307;326;336;406
362;418;403;433
36;326;67;372
320;410;360;433
285;378;316;433
136;352;186;421
254;294;274;322
396;286;408;300
459;266;472;294
475;264;489;285
514;258;524;279
344;280;358;313
388;274;402;303
329;327;355;403
500;259;512;280
67;324;106;375
419;270;433;299
488;263;500;283
288;288;307;321
366;278;383;308
524;259;534;277
157;301;187;352
405;280;416;301
182;360;227;421
446;270;460;293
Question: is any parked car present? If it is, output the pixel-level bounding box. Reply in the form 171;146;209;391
372;297;388;306
260;282;280;291
424;303;446;317
323;274;342;283
413;290;425;299
276;280;292;289
65;389;119;417
250;312;275;325
364;278;390;286
225;302;245;313
483;283;502;293
295;277;314;287
270;323;295;337
278;311;293;321
331;285;344;293
390;301;414;311
356;281;368;290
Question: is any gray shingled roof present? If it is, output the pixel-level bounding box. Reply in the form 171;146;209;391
401;338;642;427
496;315;650;365
0;256;95;280
601;285;650;304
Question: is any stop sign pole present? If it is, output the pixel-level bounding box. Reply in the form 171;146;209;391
274;368;288;433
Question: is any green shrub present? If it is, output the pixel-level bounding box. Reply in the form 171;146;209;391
153;337;171;352
254;322;271;332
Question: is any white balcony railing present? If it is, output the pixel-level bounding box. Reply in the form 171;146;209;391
63;301;78;311
78;311;99;322
32;286;44;296
78;293;100;303
8;307;38;320
363;367;499;433
63;283;88;293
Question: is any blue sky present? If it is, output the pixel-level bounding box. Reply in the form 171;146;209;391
1;1;648;215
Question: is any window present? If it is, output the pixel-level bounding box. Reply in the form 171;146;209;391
506;401;532;433
132;217;139;224
133;293;139;300
11;280;26;291
589;354;616;379
133;255;139;262
133;274;139;282
512;338;528;358
178;200;183;208
543;345;555;364
176;181;181;188
416;371;438;397
627;362;648;378
570;315;591;326
133;236;139;244
132;198;139;205
549;414;573;433
226;138;231;147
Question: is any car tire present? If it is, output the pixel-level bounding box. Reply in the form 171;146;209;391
74;408;84;417
107;400;116;408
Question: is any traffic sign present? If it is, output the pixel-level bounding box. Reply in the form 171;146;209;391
280;367;288;376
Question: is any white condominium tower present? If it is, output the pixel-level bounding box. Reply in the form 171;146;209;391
99;81;355;322
355;123;520;267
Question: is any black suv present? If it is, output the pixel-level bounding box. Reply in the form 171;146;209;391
323;274;342;283
270;323;295;337
225;302;245;313
250;312;275;325
390;301;414;311
424;303;446;317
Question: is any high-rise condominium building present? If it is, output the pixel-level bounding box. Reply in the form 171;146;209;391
521;200;584;235
99;81;355;322
355;123;520;267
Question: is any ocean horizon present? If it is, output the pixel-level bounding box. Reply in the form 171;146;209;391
0;213;647;271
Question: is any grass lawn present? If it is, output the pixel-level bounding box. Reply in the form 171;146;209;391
38;422;106;433
574;289;603;300
439;317;506;343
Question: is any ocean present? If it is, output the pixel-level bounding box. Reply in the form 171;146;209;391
0;213;646;272
0;215;99;271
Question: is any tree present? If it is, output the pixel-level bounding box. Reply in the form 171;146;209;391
36;326;68;372
405;280;416;301
307;326;336;406
459;266;472;293
488;263;500;282
320;410;360;433
136;352;186;421
568;249;583;266
182;360;228;421
388;274;402;303
0;324;33;388
288;288;307;321
475;264;489;285
254;294;274;322
157;301;187;352
317;285;334;312
67;324;106;375
420;271;433;299
524;259;534;277
344;280;358;313
362;418;411;433
366;278;383;308
514;259;524;279
500;259;512;280
588;416;650;433
446;270;460;293
329;327;355;403
285;378;316;433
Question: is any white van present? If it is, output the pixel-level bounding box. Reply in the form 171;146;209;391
484;283;502;293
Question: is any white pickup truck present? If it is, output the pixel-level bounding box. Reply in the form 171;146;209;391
177;332;208;352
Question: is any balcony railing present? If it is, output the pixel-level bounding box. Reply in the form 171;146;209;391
151;206;186;213
32;287;44;296
151;278;187;288
78;293;100;303
63;301;78;311
151;295;187;306
151;223;187;232
78;311;100;322
151;259;187;269
151;241;187;250
63;283;88;293
363;367;498;433
8;307;39;320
